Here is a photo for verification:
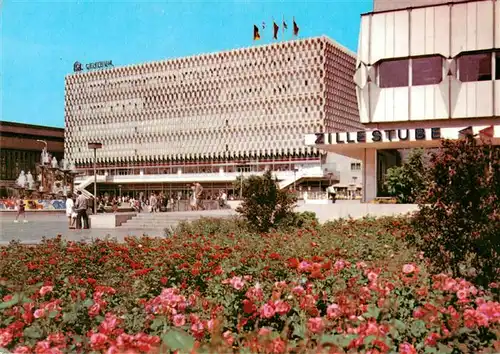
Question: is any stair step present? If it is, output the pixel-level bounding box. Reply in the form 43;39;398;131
118;210;236;230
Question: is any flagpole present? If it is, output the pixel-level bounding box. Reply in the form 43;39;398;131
282;15;284;41
272;16;275;41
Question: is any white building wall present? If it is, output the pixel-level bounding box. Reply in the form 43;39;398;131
325;153;363;188
354;0;500;124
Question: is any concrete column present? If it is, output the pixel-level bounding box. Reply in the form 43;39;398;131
362;148;377;203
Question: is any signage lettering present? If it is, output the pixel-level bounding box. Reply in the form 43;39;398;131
74;60;114;73
372;130;382;142
311;127;443;146
86;60;114;71
384;129;395;141
314;133;324;144
398;129;409;141
431;127;441;139
415;128;426;140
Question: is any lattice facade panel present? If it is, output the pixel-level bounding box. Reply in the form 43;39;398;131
65;36;361;165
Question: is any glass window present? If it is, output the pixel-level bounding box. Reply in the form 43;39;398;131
458;53;492;82
496;52;500;80
378;59;409;88
412;56;443;86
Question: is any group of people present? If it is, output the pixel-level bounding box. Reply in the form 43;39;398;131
13;191;90;228
65;191;90;229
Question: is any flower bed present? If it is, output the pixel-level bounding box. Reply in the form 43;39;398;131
1;218;499;353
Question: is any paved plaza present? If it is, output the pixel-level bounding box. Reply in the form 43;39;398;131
0;213;165;245
0;201;420;245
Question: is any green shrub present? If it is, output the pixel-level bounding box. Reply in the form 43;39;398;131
277;211;319;232
384;149;425;204
411;136;500;290
172;216;248;236
236;170;297;232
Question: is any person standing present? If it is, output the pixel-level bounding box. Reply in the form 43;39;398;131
327;184;337;204
149;193;158;213
194;182;205;210
74;191;89;229
218;189;227;209
189;186;197;211
65;194;75;229
14;195;27;223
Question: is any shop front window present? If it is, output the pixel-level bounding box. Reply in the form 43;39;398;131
458;53;492;82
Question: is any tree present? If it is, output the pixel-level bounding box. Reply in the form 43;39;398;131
236;170;297;232
384;149;425;204
411;136;500;289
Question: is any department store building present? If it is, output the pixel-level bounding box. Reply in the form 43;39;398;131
306;0;500;202
65;36;364;199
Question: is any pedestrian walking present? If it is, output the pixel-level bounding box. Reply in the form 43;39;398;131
194;182;205;210
14;195;27;223
327;184;337;204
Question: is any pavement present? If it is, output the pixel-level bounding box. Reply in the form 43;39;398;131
0;213;165;245
0;201;418;245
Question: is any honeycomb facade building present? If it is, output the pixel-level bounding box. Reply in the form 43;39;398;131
65;36;362;197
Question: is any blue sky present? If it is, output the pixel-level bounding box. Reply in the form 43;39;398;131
1;0;372;128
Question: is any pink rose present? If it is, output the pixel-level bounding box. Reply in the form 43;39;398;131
229;276;245;290
35;340;51;351
402;264;416;274
34;308;45;319
457;289;468;300
260;303;275;319
307;317;324;334
367;271;378;282
222;330;234;346
399;342;417;354
274;300;291;315
47;332;65;344
0;329;13;347
88;303;101;317
327;303;341;319
172;314;186;327
99;313;119;334
90;333;108;350
13;346;32;354
39;286;54;296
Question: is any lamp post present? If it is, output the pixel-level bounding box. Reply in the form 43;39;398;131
88;142;103;215
36;140;47;149
293;167;299;191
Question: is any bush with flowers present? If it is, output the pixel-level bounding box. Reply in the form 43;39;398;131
1;217;499;353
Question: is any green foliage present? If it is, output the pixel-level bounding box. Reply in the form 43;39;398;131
411;136;500;290
384;149;425;204
236;170;297;232
173;216;249;236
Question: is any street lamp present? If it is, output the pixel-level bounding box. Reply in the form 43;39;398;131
36;140;47;148
88;142;103;214
293;167;299;191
